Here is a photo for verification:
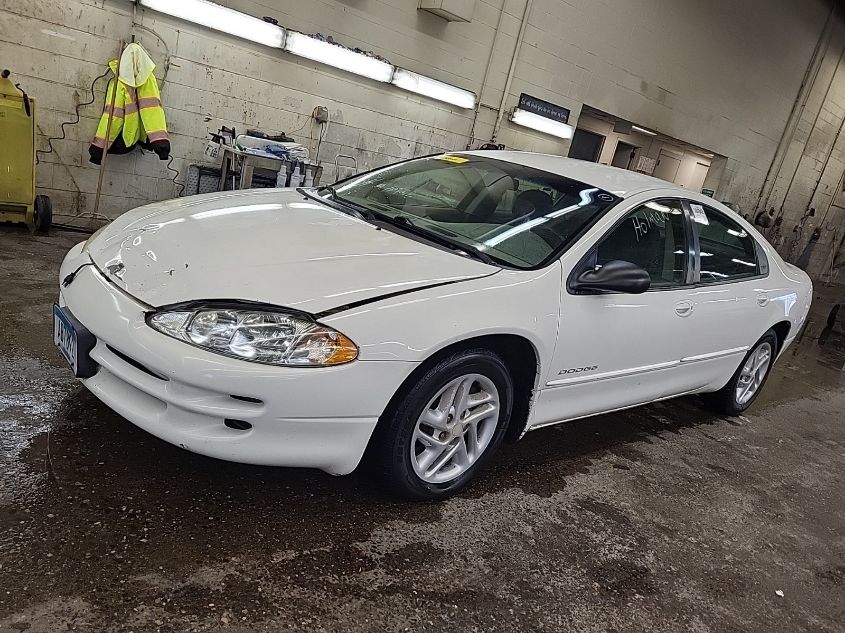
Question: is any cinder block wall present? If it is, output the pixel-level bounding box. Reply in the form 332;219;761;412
756;12;845;280
2;0;842;275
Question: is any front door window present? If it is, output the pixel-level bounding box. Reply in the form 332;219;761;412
593;199;688;288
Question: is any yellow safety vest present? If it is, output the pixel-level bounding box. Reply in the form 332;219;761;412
90;44;169;162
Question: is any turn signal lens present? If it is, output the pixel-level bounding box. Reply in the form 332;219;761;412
323;332;359;365
148;307;358;367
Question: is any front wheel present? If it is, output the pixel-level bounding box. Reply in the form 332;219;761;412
372;349;514;500
703;331;777;415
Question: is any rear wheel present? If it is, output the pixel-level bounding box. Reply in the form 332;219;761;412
703;330;777;415
372;349;513;500
33;195;52;234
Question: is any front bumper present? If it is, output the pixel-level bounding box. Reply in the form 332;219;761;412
58;243;417;474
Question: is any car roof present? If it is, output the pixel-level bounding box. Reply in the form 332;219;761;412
460;151;679;198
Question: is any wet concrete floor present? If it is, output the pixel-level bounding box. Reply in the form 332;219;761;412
1;226;844;632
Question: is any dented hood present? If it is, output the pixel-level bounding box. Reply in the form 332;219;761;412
87;189;497;314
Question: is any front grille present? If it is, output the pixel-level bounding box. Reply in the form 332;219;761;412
106;345;169;381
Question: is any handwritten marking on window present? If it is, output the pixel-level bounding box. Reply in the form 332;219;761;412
631;209;666;241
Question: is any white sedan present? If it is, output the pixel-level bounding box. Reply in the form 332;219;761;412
55;152;812;499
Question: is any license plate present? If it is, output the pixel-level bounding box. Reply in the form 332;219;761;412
54;304;79;373
53;305;97;378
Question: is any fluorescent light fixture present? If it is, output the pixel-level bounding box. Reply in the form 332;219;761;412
140;1;474;106
631;125;657;136
391;68;476;109
509;108;574;139
138;0;286;48
284;31;394;82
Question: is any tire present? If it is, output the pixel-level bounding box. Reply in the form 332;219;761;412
371;349;514;501
33;195;52;234
702;330;778;416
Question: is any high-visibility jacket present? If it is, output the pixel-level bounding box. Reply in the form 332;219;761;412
89;43;170;164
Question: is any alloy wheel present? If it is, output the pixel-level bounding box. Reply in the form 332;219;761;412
735;341;772;406
410;374;500;484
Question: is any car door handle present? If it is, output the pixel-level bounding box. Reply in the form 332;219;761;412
675;300;694;317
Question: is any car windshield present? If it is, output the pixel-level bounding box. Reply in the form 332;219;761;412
328;154;619;268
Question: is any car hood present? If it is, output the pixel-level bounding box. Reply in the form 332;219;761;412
87;189;498;314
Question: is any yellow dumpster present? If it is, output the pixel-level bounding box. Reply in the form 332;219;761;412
0;69;51;232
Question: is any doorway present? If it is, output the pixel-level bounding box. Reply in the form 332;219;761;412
611;141;636;169
688;161;709;192
653;150;682;182
569;128;605;162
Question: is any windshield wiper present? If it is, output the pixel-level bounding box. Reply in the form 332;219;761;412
319;184;338;201
378;215;496;265
311;186;376;222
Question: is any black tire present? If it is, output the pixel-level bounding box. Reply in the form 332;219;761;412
33;194;52;234
371;349;514;501
702;330;778;416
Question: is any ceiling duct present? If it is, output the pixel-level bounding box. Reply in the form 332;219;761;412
418;0;475;23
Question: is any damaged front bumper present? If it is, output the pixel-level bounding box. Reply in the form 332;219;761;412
57;242;416;474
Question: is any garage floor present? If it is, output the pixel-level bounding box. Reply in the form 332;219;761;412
1;227;843;633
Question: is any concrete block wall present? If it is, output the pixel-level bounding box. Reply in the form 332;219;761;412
2;0;842;278
751;10;845;279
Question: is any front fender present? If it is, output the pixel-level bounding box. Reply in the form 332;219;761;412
323;264;562;378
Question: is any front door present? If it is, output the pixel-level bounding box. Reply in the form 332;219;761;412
532;197;699;427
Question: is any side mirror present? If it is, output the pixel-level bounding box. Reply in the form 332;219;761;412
572;260;651;294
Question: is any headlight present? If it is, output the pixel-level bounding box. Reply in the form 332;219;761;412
147;305;358;367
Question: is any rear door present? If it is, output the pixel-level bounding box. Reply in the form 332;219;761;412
675;201;771;389
532;195;701;427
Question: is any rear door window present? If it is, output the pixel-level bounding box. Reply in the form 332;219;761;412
690;203;760;282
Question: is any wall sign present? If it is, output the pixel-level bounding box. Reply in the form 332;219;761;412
518;93;570;124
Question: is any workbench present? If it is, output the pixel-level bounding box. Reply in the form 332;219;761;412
218;145;282;191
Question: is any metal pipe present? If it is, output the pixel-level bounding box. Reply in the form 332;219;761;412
778;39;845;218
821;167;845;223
806;95;845;216
491;0;532;143
131;0;138;42
466;1;508;149
757;2;835;213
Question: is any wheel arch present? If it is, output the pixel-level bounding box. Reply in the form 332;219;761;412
770;320;791;354
364;333;541;459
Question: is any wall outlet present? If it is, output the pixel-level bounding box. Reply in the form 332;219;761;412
314;106;329;124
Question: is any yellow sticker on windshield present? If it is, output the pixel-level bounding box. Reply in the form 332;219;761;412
436;154;469;164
